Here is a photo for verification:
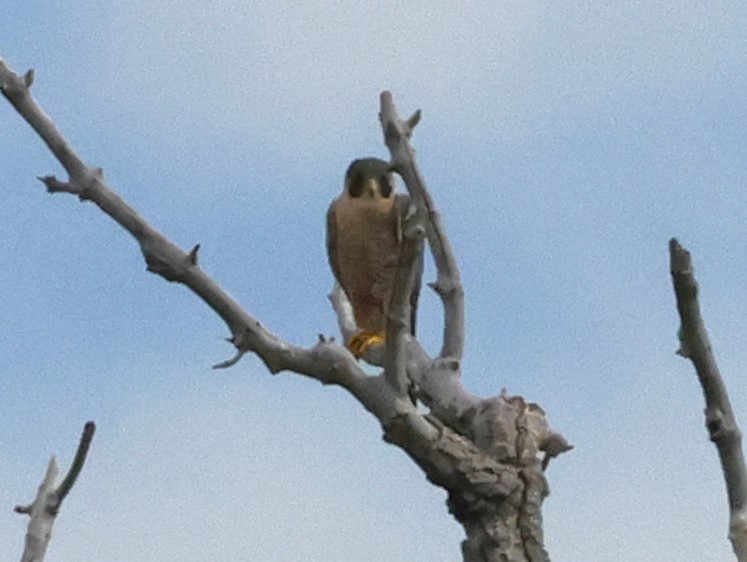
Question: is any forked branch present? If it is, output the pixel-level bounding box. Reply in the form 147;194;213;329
15;422;96;562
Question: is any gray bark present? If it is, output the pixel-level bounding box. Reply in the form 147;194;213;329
669;239;747;561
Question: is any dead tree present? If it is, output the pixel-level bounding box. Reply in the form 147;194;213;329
1;57;570;562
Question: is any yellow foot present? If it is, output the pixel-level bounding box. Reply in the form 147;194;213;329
347;331;385;358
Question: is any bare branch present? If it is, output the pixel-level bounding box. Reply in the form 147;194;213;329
55;421;96;507
0;58;315;377
15;422;96;562
1;60;87;183
384;208;426;397
328;284;358;353
379;91;465;361
669;238;747;560
212;348;247;370
16;458;58;562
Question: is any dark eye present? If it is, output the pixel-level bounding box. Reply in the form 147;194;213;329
348;175;364;197
379;176;393;198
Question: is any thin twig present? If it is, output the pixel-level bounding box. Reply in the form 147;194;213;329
55;421;96;506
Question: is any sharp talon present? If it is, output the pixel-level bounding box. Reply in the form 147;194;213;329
346;331;385;358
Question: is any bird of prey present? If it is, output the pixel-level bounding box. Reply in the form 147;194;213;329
326;158;422;357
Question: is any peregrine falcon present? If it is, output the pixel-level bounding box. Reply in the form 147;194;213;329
327;158;422;357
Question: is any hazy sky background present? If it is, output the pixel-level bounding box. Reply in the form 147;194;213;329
2;3;746;561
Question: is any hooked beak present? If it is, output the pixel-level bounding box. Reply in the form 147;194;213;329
362;178;379;198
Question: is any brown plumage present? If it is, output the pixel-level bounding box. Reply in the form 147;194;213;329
326;158;422;352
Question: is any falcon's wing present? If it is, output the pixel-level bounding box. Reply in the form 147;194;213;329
394;194;424;337
326;199;343;287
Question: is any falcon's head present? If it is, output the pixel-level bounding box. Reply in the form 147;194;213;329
344;158;394;201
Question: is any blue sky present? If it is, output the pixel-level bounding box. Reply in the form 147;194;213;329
2;2;746;560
